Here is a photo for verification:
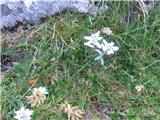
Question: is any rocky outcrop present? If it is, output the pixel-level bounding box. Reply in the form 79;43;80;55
0;0;96;29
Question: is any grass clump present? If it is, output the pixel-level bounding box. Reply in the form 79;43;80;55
1;1;160;120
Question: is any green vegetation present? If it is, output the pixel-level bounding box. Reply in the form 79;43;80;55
1;1;160;120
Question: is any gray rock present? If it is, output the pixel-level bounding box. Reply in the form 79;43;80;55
0;0;96;29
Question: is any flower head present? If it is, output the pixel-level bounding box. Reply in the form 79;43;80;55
15;107;33;120
135;84;144;92
84;31;103;48
60;101;85;120
101;40;119;55
33;87;48;95
26;87;48;107
102;27;113;35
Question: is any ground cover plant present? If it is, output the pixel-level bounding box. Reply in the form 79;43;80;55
1;1;160;120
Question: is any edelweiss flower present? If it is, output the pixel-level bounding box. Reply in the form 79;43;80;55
26;87;48;107
101;40;119;55
84;31;119;66
94;49;104;66
84;31;103;48
102;27;113;35
15;107;33;120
